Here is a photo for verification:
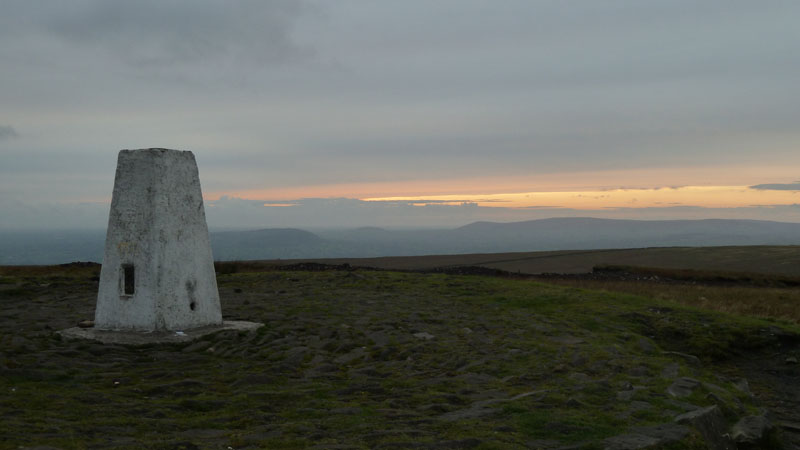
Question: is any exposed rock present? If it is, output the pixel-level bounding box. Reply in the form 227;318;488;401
674;405;735;450
77;320;94;328
309;445;359;449
616;386;645;401
568;372;591;383
283;346;310;366
330;407;363;415
665;399;702;413
565;397;587;408
231;374;277;387
616;400;654;420
706;392;738;417
363;428;431;440
374;443;428;449
702;381;727;395
419;403;455;413
637;337;656;354
525;439;562;449
730;414;777;449
603;423;690;449
603;433;661;450
457;372;497;385
177;428;227;439
780;421;800;433
438;405;502;422
731;378;753;398
366;330;390;347
181;340;212;353
10;336;32;348
435;438;483;448
570;353;588;366
667;377;701;398
333;347;366;365
18;446;65;450
413;332;435;340
438;390;543;422
550;335;585;345
662;351;701;367
660;362;680;379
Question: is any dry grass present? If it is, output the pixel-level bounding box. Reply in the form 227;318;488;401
212;245;800;277
6;258;799;325
0;263;100;278
209;259;800;324
541;277;800;324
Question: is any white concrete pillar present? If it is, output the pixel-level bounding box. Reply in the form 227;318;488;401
94;148;222;331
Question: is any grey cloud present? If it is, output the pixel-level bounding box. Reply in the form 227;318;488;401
2;0;800;230
0;125;18;140
44;0;312;69
750;183;800;191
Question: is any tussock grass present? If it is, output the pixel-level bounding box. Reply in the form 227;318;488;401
1;263;797;448
543;266;800;324
595;264;800;287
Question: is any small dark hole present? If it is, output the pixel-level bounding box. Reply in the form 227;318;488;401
123;265;135;295
189;301;196;311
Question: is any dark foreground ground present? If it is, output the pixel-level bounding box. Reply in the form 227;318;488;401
253;246;800;277
2;263;800;449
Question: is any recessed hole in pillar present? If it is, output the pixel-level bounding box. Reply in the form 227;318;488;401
190;301;196;311
122;264;135;296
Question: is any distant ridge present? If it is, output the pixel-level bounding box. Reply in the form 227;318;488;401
450;217;800;252
457;217;800;232
210;228;324;261
3;218;800;264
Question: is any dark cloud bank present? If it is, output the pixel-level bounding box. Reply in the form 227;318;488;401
750;183;800;191
44;0;312;71
0;125;18;140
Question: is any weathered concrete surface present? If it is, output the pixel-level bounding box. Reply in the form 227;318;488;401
95;148;222;331
59;320;262;345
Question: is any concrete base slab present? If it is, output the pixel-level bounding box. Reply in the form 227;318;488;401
58;320;263;345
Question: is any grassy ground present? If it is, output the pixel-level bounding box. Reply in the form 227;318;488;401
537;275;800;326
251;245;800;277
1;264;797;449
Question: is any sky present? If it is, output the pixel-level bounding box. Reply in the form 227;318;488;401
2;0;800;230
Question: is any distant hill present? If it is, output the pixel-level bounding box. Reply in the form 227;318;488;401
449;218;800;252
210;228;326;261
215;218;800;260
0;229;106;265
3;218;800;264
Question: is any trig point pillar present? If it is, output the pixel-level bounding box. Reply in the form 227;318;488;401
94;148;222;331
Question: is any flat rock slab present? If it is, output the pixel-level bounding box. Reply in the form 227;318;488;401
58;320;262;345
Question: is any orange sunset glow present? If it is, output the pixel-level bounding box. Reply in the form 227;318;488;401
363;186;800;209
206;164;800;212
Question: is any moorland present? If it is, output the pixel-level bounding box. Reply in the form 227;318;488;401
1;245;800;449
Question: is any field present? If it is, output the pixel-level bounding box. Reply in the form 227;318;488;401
230;245;800;324
2;257;800;449
253;246;800;276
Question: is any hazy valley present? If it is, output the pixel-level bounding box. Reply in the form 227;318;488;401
4;217;800;265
